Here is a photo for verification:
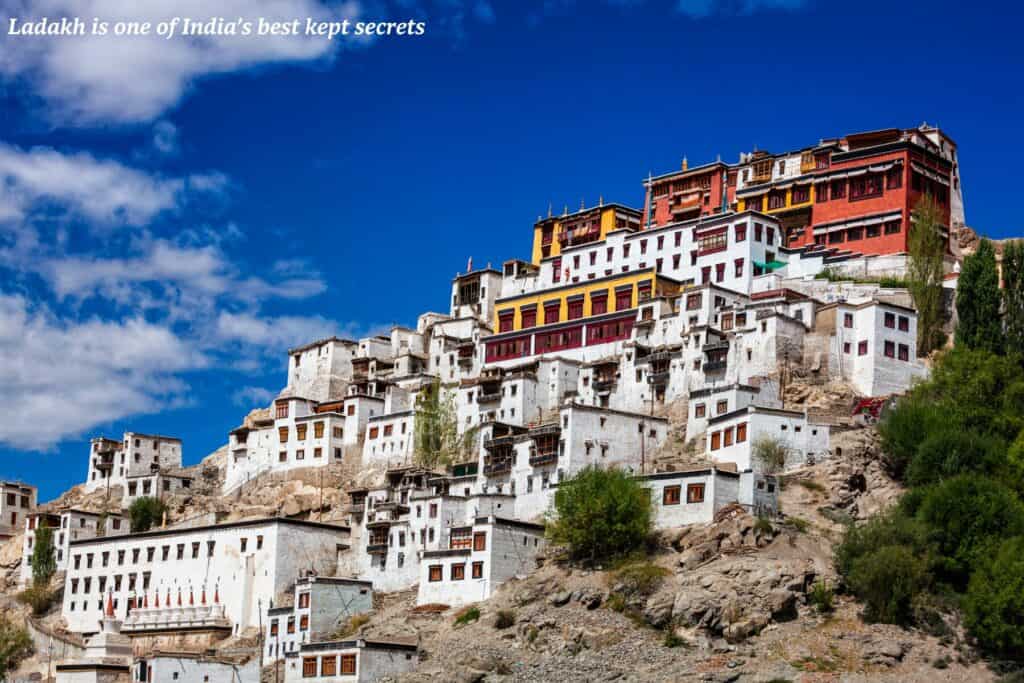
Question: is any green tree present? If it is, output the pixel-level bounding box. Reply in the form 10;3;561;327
916;475;1024;588
546;465;652;562
751;435;789;474
964;535;1024;656
0;616;33;678
846;545;930;624
128;496;169;533
30;523;56;586
413;378;476;468
1003;241;1024;355
907;196;948;354
956;239;1003;354
835;507;930;579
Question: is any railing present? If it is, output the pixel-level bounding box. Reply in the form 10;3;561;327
704;360;727;372
477;392;501;403
366;543;388;554
529;423;561;438
483;460;512;476
529;452;558;468
593;379;615;393
648;371;669;385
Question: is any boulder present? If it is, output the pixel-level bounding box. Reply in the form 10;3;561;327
548;590;572;607
642;591;675;628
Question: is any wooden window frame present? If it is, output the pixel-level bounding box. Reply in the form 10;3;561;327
662;485;681;505
687;483;706;504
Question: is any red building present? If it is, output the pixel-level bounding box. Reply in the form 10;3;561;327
644;160;736;228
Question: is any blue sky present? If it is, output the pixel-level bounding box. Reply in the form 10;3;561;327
1;0;1022;501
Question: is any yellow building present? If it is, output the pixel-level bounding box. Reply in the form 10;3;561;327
738;182;816;214
493;269;680;333
531;203;642;265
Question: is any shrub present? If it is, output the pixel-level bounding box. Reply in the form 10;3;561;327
786;516;810;533
662;629;685;648
809;581;834;613
494;609;516;630
17;583;57;616
31;524;56;586
916;475;1024;588
906;428;1007;487
333;613;370;638
754;515;774;535
834;508;929;579
752;435;789;474
964;536;1024;656
128;496;169;533
0;616;33;678
605;593;627;613
610;560;671;597
453;606;480;626
878;398;946;478
845;545;929;624
546;466;652;562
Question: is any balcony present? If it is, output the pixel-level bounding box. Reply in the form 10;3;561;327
477;392;501;404
704;360;727;372
94;453;115;470
345;504;365;516
648;371;669;386
529;452;558;468
483;460;512;477
529;423;561;438
366;543;389;555
593;378;615;393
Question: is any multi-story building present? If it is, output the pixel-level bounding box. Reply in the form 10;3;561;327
643;159;736;228
284;638;418;683
0;481;36;540
60;517;349;636
84;432;184;498
733;125;963;256
21;508;128;586
266;576;374;662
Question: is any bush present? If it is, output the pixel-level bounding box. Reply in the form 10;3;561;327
662;629;686;648
878;398;946;478
916;475;1024;588
546;466;652;562
846;545;929;624
605;593;627;613
834;507;929;579
453;606;480;626
128;496;169;533
809;581;835;613
0;616;33;678
964;536;1024;656
610;560;670;597
333;613;370;638
17;583;57;616
494;609;516;630
754;515;774;535
752;435;789;474
906;428;1007;487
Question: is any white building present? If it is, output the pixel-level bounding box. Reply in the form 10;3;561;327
60;517;350;636
266;576;374;663
84;433;183;497
814;299;927;396
284;638;418;683
416;515;545;608
0;480;36;541
132;651;259;683
21;509;128;587
641;466;778;529
706;405;831;473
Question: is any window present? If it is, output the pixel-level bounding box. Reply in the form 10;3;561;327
429;503;438;518
710;431;721;450
886;166;903;189
884;341;895;358
302;657;317;678
567;299;584;320
544;301;561;324
831;179;846;199
314;422;324;438
723;427;734;447
884;220;902;235
843;342;851;354
191;542;200;559
792;185;810;204
615;288;632;310
287;616;295;633
368;427;379;439
884;312;895;328
275;402;288;419
736;422;747;443
734;259;744;278
451;563;465;580
843;313;853;328
278;427;288;443
296;449;305;460
270;620;279;636
734;224;746;241
662;485;681;505
473;532;487;551
898;316;909;332
521;307;536;329
815;182;828;203
472;561;484;579
858;340;869;356
176;544;184;560
687;483;706;504
296;424;307;440
850;174;883;200
279;451;287;462
898;344;910;361
590;292;608;315
428;565;442;582
300;615;309;631
694;403;706;418
716;400;728;414
321;656;337;676
257;535;263;550
498;310;514;333
340;655;356;675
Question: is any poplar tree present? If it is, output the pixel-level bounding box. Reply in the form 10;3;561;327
956;239;1003;354
907;196;947;354
30;524;56;586
413;378;476;468
1002;241;1024;355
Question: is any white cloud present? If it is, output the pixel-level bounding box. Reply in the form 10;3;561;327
0;0;362;125
151;120;180;156
212;311;345;350
0;293;204;450
231;385;276;407
0;142;185;225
